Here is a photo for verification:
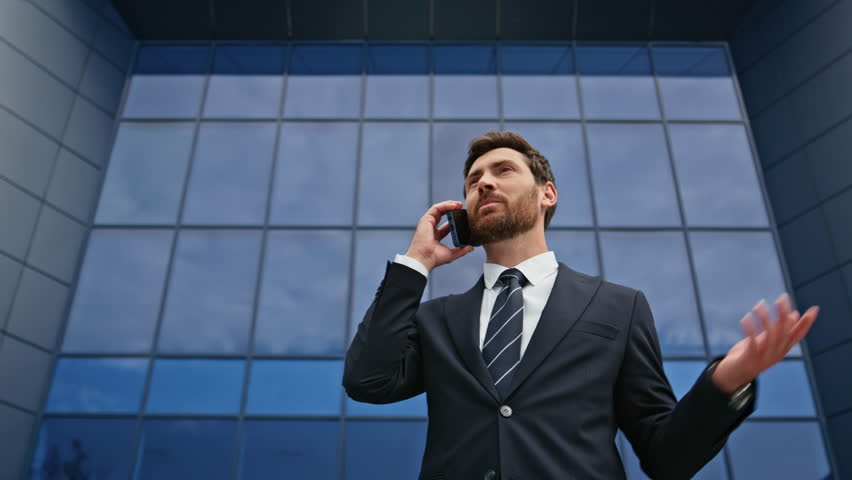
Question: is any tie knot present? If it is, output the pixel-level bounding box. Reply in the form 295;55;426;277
499;268;528;288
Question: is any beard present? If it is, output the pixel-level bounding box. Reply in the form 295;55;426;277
468;185;540;245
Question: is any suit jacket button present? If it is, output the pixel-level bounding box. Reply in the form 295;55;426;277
499;405;512;417
484;469;497;480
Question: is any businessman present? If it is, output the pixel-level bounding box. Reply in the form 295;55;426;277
342;131;819;480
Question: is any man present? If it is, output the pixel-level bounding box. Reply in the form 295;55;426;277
342;131;818;479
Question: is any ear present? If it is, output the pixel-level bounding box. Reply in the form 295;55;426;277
540;181;557;209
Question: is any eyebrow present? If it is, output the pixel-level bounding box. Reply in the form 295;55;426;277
466;159;516;184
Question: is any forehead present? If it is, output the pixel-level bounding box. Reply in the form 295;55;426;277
468;148;530;175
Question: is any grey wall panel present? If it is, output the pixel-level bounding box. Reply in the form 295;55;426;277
79;51;126;114
6;267;69;350
0;335;52;411
29;0;99;42
26;206;87;283
0;108;58;196
796;271;852;354
92;15;134;70
62;97;114;167
0;403;35;480
46;149;101;223
764;151;819;224
805;118;852;200
0;255;22;324
0;180;41;260
823;189;852;264
811;341;852;416
778;208;836;285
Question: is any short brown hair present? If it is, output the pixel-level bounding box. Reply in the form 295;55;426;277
464;131;558;228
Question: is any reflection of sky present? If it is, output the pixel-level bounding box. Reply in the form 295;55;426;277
434;75;498;118
587;123;681;227
63;230;171;353
158;230;261;354
31;418;137;480
365;76;429;118
502;76;579;119
284;76;361;118
138;419;237;480
123;75;206;118
146;359;243;414
601;231;705;356
248;360;343;415
345;421;427;479
241;420;339;479
255;230;350;355
545;231;598;276
95;122;194;225
728;422;830;479
203;45;286;118
46;358;147;412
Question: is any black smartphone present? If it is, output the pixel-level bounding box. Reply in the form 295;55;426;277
445;209;481;247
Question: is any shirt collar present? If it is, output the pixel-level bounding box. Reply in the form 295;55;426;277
483;251;558;289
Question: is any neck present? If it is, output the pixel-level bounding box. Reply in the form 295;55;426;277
482;225;549;268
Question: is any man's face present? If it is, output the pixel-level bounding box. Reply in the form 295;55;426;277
464;148;542;244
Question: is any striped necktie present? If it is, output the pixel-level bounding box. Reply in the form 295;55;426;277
482;268;528;399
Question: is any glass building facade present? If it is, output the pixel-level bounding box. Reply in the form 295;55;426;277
25;42;832;479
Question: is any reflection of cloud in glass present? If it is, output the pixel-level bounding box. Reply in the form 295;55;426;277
46;358;147;413
503;76;579;119
255;230;351;355
146;359;243;414
158;230;261;354
63;230;171;353
284;76;361;118
545;231;599;277
601;232;704;356
434;76;498;118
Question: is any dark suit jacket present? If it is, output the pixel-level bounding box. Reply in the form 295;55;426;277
343;261;756;480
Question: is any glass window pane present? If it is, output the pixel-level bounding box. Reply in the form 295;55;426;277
271;122;358;225
689;232;797;356
577;46;660;120
754;361;817;417
434;45;498;118
669;124;768;227
501;45;578;119
203;45;286;118
504;122;592;226
358;123;429;226
345;421;427;479
587;124;681;226
158;230;261;354
601;232;705;356
146;359;244;414
136;419;237;480
255;230;351;355
285;45;361;118
663;361;707;400
45;358;147;413
546;230;599;276
124;46;209;118
30;418;137;479
365;45;428;118
432;122;499;205
247;360;343;415
95;123;195;225
653;47;740;120
430;244;486;299
182;122;276;225
240;420;339;480
728;422;830;479
62;230;171;353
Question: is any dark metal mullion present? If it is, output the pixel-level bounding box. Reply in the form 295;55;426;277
648;40;733;480
124;42;216;479
722;43;843;479
428;43;435;300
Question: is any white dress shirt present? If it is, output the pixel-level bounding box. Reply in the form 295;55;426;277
394;251;559;358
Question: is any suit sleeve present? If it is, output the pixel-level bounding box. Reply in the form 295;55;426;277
342;261;430;404
614;290;757;480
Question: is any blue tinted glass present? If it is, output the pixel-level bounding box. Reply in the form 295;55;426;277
663;361;706;400
270;122;358;225
502;46;578;119
600;232;704;356
255;230;350;355
146;359;244;414
346;393;427;417
247;360;343;415
754;361;817;417
728;422;830;479
182;122;276;225
367;45;428;74
653;47;740;120
204;45;287;118
689;232;796;356
366;45;428;118
434;46;497;118
577;46;660;119
62;230;171;353
159;230;261;354
345;421;427;479
285;45;361;118
95;123;194;225
546;231;599;276
432;122;499;204
503;122;592;226
30;418;137;479
240;420;339;479
431;245;486;299
586;124;681;226
134;45;210;74
351;230;417;338
136;419;237;480
358;123;429;226
669;124;768;227
46;358;147;413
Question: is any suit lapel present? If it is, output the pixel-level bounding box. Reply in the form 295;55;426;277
445;276;501;403
503;263;601;400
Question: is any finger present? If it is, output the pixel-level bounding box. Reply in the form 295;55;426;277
424;201;464;223
771;293;793;358
775;293;793;331
753;300;773;356
741;312;757;338
787;306;819;351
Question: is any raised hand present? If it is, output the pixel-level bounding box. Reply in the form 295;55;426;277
404;201;475;273
712;293;819;394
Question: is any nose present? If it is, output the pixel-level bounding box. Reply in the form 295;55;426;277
477;173;496;195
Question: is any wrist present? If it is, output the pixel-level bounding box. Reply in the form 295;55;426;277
403;251;435;272
710;359;752;395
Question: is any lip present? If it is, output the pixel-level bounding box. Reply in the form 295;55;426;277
479;199;502;210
